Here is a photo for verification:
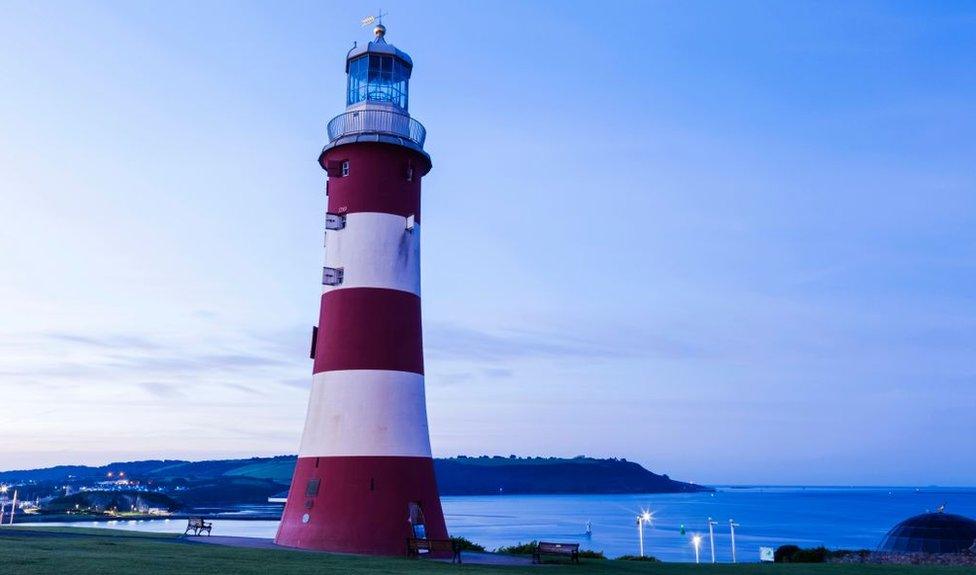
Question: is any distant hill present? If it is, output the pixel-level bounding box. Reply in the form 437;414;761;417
0;456;296;483
0;455;709;501
435;456;708;494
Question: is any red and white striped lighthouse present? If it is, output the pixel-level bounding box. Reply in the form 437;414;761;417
275;22;448;555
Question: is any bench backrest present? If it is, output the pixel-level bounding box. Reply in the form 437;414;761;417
408;538;456;552
538;542;579;553
188;518;205;527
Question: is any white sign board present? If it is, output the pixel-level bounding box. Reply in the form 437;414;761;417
760;547;775;562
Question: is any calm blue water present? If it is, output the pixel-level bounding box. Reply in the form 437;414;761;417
34;487;976;562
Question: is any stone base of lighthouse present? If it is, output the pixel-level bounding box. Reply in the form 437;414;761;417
275;455;447;555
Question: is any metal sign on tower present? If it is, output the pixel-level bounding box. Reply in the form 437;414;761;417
274;20;448;555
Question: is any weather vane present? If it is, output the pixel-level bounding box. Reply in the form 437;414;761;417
360;10;388;28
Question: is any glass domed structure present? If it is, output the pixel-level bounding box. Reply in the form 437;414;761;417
345;23;413;111
878;510;976;554
324;23;427;157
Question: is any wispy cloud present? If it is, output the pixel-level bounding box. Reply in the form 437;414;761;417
221;382;268;396
425;322;708;363
0;329;308;397
44;332;161;350
278;377;310;390
104;352;287;373
138;381;184;399
425;324;617;362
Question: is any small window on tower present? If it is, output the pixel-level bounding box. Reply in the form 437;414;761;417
325;212;346;230
326;160;343;177
341;160;350;177
322;267;344;286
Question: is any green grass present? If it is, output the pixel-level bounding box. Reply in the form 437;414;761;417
223;459;295;483
0;528;971;575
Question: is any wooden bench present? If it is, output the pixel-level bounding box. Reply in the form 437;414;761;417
533;541;580;564
184;517;212;536
406;538;462;564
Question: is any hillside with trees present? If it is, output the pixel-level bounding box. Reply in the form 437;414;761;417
0;455;709;514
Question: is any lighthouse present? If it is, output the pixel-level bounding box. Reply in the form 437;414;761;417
275;22;448;555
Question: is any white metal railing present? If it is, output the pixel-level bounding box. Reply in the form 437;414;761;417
326;109;426;148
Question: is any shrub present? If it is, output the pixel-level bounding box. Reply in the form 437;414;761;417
450;536;485;552
828;549;872;561
792;546;829;563
775;545;801;563
496;541;604;560
496;541;538;555
617;555;660;562
776;545;864;563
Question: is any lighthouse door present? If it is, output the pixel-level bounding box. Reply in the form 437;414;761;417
408;501;427;540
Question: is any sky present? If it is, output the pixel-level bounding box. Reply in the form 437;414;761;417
0;1;974;485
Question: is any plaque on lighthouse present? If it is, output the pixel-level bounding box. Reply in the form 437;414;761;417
275;21;448;555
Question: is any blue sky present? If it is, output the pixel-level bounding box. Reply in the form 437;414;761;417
1;1;974;485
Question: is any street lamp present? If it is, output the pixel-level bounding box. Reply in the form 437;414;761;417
636;509;652;557
692;534;702;564
7;490;16;525
729;519;740;563
707;517;718;563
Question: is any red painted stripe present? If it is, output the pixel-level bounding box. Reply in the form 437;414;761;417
275;455;448;555
322;143;427;224
313;288;423;375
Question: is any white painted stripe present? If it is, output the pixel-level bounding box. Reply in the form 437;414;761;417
323;212;420;296
298;370;432;458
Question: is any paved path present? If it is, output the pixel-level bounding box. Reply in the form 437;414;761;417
448;551;534;566
182;535;285;551
183;535;536;566
0;527;181;544
4;529;537;567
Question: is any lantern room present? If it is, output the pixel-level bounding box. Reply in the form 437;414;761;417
345;24;413;111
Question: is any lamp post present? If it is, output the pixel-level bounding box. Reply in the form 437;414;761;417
692;534;702;564
708;518;718;563
636;510;652;557
0;484;6;525
8;490;16;525
729;519;740;563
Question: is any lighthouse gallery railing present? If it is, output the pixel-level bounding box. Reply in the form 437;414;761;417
327;109;426;148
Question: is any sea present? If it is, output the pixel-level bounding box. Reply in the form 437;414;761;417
32;486;976;562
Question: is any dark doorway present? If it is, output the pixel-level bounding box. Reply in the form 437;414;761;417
408;501;427;539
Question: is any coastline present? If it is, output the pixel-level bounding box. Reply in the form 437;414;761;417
14;513;283;524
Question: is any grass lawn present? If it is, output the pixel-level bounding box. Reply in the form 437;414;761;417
0;528;970;575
